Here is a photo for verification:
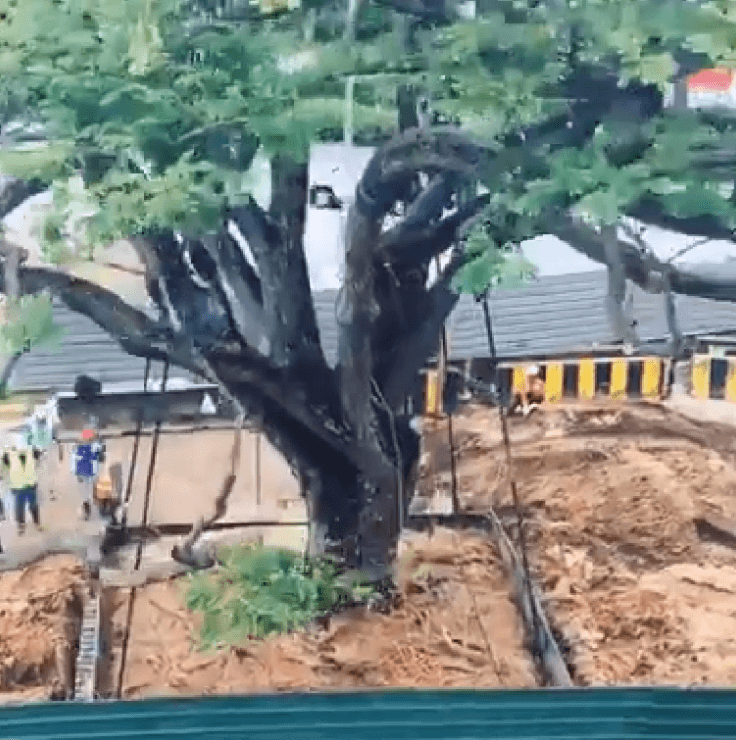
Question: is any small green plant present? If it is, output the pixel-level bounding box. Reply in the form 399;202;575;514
183;545;377;650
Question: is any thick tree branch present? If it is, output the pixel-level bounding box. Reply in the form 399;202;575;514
226;198;329;374
626;197;736;243
340;127;484;443
548;216;654;290
551;215;736;308
0;261;205;374
379;193;490;264
339;203;382;442
199;228;271;355
379;249;464;409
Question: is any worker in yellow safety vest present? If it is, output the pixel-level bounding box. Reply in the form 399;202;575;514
1;442;44;536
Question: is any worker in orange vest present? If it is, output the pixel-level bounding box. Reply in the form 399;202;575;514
508;365;545;417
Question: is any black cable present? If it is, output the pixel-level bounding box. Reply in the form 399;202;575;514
121;358;152;527
134;359;169;571
479;291;544;645
116;359;168;698
439;325;460;515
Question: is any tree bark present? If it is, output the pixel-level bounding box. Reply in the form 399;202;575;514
0;129;485;579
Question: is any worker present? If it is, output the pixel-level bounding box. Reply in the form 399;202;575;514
73;428;105;521
508;365;545;417
1;438;44;536
93;466;115;518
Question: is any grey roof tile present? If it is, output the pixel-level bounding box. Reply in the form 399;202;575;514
9;299;195;393
13;270;736;393
315;270;736;366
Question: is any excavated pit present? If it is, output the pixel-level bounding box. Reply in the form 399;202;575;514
421;401;736;686
10;399;736;698
0;555;87;704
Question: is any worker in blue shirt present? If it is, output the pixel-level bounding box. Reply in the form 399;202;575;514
73;429;105;520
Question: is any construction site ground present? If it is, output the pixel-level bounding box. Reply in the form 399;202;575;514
422;400;736;686
5;399;736;701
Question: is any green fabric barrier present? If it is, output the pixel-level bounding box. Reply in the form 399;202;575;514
1;688;735;739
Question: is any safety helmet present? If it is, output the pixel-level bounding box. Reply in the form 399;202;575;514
81;429;95;441
527;364;540;375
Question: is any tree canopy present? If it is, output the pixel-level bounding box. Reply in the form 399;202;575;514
4;0;736;572
1;0;736;292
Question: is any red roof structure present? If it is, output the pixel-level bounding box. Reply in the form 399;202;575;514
687;67;736;92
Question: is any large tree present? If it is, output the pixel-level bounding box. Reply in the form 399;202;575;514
4;0;736;576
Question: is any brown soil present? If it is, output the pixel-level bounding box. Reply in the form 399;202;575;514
0;555;86;703
421;402;736;686
10;399;736;700
107;528;536;698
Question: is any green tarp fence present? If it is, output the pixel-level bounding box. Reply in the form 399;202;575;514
1;688;736;739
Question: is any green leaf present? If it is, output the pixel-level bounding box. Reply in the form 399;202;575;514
577;189;620;226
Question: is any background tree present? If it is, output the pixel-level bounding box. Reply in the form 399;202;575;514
4;0;736;577
0;293;63;398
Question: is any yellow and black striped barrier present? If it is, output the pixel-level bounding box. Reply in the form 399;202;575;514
423;356;667;415
503;357;665;404
691;354;736;402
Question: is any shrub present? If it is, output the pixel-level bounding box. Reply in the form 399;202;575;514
183;544;376;650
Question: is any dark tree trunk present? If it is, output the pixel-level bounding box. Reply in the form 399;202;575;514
0;128;485;579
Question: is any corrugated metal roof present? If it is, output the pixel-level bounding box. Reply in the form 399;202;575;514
2;688;736;738
13;269;736;393
456;269;736;360
9;299;195;394
314;270;736;366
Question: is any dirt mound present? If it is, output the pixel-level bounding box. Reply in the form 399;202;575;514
0;555;86;702
428;402;736;686
109;529;536;697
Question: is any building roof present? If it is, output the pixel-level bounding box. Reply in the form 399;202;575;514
313;270;736;365
688;68;736;92
9;299;195;394
12;269;736;394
